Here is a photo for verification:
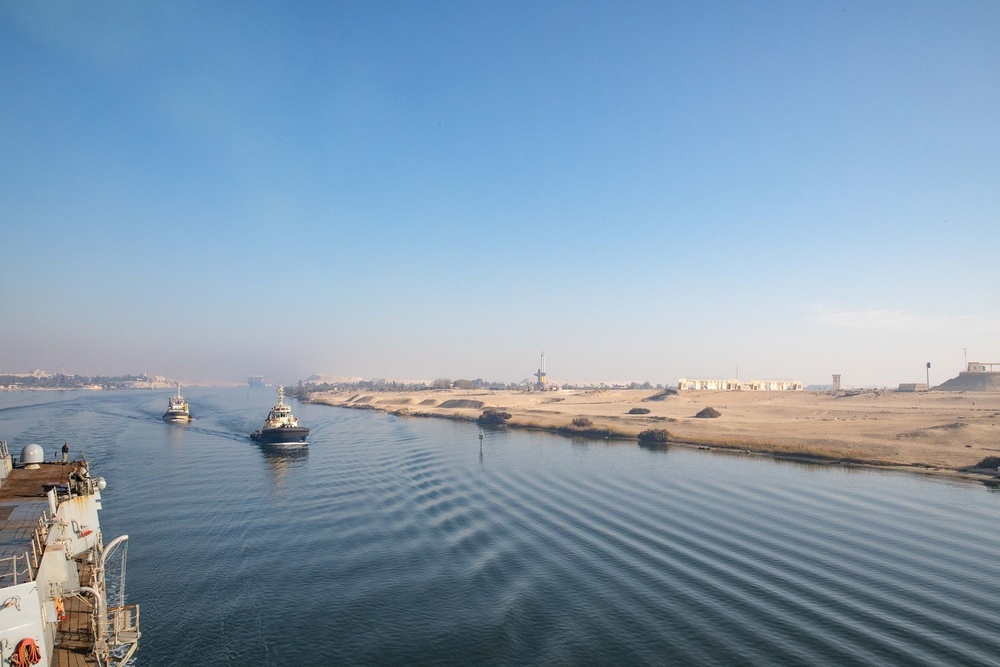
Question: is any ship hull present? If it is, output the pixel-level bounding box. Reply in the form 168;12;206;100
250;427;310;444
162;412;191;422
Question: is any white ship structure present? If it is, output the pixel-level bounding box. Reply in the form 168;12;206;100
0;439;139;666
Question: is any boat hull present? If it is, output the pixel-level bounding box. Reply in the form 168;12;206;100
251;427;310;444
162;412;191;422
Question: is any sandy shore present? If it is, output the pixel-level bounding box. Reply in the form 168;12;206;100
304;388;1000;480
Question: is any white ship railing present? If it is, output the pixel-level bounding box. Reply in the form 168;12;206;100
93;534;140;666
0;512;49;585
0;440;11;481
0;553;34;586
109;604;141;649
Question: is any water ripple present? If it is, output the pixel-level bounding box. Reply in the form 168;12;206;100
3;391;1000;666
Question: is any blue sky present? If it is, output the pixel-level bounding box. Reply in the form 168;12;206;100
1;1;998;386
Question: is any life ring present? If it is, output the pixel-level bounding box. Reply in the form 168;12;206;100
10;637;41;667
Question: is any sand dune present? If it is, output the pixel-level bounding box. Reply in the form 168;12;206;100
306;388;1000;479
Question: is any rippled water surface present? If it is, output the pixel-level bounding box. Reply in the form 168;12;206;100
2;388;999;666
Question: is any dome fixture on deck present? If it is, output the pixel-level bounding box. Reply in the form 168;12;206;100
20;443;45;468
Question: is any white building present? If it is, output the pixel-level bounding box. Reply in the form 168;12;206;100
677;378;803;391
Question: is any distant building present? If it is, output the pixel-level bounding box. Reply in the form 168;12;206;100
677;378;803;391
897;383;928;392
966;362;1000;373
832;374;841;391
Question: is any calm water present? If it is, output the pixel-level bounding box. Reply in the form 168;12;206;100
1;388;999;666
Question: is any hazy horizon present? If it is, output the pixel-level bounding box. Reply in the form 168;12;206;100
3;2;998;388
0;363;967;391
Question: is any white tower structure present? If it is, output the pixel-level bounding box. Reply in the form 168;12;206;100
534;351;548;390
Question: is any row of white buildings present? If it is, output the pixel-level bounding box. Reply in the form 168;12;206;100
677;378;803;392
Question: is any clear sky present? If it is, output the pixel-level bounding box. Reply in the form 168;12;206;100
1;1;998;387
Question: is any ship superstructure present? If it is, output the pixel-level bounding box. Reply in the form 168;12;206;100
0;440;139;666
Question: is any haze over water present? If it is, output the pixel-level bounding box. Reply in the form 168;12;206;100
2;387;999;666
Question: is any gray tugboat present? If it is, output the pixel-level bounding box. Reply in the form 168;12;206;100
250;385;309;444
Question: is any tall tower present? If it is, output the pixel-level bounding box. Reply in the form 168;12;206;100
832;374;841;391
534;351;548;390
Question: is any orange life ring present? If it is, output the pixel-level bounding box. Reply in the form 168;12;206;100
10;637;41;667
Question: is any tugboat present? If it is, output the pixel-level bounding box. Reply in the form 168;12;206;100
162;384;192;422
250;385;309;444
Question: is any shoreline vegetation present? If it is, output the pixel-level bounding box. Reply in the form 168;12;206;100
300;387;1000;486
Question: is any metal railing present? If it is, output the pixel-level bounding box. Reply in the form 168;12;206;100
0;509;50;585
108;604;141;644
0;553;34;586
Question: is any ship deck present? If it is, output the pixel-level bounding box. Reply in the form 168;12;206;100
0;498;49;571
0;462;71;578
0;462;101;666
0;461;72;501
54;560;98;667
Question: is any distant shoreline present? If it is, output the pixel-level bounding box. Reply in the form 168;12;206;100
0;382;245;391
303;388;1000;486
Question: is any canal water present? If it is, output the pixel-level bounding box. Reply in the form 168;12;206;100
1;387;999;666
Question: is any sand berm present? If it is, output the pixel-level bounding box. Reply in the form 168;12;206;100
304;388;1000;482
